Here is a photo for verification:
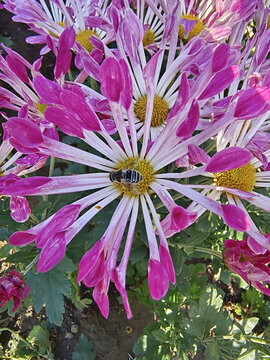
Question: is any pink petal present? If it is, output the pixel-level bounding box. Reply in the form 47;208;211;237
9;231;36;246
44;106;84;137
33;75;62;104
93;283;109;319
148;259;169;300
59;90;101;132
198;65;239;100
222;204;250;231
36;204;81;248
6;55;30;84
212;43;230;72
119;58;133;110
77;241;101;282
10;196;31;223
206;147;252;173
234;87;270;119
159;245;175;284
37;231;66;272
100;57;124;102
176;99;199;139
6;117;43;148
4;177;51;196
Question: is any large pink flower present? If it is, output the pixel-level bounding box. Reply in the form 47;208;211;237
224;236;270;296
0;270;30;312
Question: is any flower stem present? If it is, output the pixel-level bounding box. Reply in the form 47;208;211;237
0;327;52;359
41;156;55;221
169;242;223;259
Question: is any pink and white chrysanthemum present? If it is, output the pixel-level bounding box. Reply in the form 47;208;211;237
146;0;257;45
3;0;114;55
3;52;267;318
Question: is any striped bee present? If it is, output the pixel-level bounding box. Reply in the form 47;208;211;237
109;169;142;184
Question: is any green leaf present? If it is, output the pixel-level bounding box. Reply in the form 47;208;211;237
170;246;184;276
184;287;233;338
6;249;37;264
72;334;96;360
0;242;12;258
26;258;73;325
27;323;50;354
0;36;13;48
204;340;220;360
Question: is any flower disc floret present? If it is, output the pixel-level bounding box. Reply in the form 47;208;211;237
113;157;155;196
76;29;97;52
142;29;155;46
134;95;169;127
214;162;256;192
178;14;204;41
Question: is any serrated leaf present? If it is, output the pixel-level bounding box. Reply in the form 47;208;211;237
26;258;72;325
185;287;233;338
72;334;96;360
27;324;50;352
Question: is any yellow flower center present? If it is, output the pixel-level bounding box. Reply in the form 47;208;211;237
267;14;270;29
134;95;169;128
112;157;155;197
36;102;47;114
214;162;256;193
142;29;155;46
49;21;64;38
178;14;204;41
76;29;97;52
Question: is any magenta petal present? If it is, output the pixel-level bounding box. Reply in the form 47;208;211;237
119;58;133;110
6;117;43;148
212;43;230;72
93;284;109;319
37;232;66;272
206;147;252;173
6;55;30;84
222;204;250;231
77;241;101;282
176;99;199;139
159;245;176;284
170;206;189;231
59;90;101;131
10;196;31;223
168;73;190;120
33;75;61;104
112;270;133;319
4;177;51;196
100;57;124;102
148;259;169;300
45;106;84;137
234;87;270;119
83;254;105;287
9;231;36;246
36;204;81;248
247;236;267;255
198;65;239;100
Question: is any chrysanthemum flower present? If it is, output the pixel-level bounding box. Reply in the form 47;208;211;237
3;50;265;318
3;0;114;55
0;270;29;312
146;0;257;45
223;236;270;296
